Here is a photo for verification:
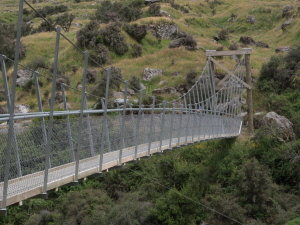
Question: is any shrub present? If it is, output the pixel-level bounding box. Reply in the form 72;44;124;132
229;42;239;50
90;44;110;66
218;29;229;40
129;75;141;91
35;5;68;18
148;3;161;16
131;44;142;58
100;23;128;55
26;57;48;70
123;23;147;42
95;0;142;23
86;69;97;83
76;20;100;48
55;13;75;32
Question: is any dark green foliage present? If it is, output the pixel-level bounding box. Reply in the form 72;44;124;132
26;57;48;70
55;13;75;32
90;44;110;66
35;5;68;18
169;32;197;50
32;17;55;33
218;28;229;40
22;79;34;92
76;20;100;48
167;0;189;13
0;23;26;67
86;68;97;84
131;43;143;58
148;3;161;17
129;75;141;91
258;46;300;93
100;23;128;55
95;0;142;23
229;42;239;50
123;23;147;42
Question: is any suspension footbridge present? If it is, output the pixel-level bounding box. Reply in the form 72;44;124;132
0;0;253;215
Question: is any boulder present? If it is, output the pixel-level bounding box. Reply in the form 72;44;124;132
281;18;294;30
261;111;295;141
148;22;178;40
142;68;163;81
159;80;168;86
239;36;256;45
256;41;269;48
122;89;135;96
160;10;174;20
282;5;293;17
15;104;29;114
114;98;129;106
275;46;291;53
152;87;178;95
140;83;147;90
246;15;256;24
16;69;33;86
72;22;82;28
113;92;124;98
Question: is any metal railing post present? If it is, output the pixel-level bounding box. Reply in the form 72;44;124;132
1;0;24;212
100;68;111;173
74;50;89;182
118;81;128;165
134;90;143;160
61;84;75;161
0;56;22;178
84;94;95;156
159;101;167;153
42;26;61;194
147;96;155;156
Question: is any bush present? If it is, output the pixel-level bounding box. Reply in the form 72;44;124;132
35;5;68;18
218;29;229;40
90;44;110;66
100;23;128;55
55;13;75;32
257;46;300;93
229;42;239;50
123;23;147;42
95;0;142;23
148;3;161;16
129;75;141;91
131;44;142;58
76;20;100;48
86;69;97;83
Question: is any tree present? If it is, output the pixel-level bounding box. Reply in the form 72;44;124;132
55;13;75;32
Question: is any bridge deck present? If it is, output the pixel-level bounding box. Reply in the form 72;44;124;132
0;132;238;207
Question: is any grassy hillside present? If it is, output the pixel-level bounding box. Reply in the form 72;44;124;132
1;0;300;111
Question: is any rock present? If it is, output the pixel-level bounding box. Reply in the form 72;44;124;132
77;83;82;90
256;41;269;48
144;0;160;5
239;36;256;45
0;105;7;114
142;68;163;81
160;10;174;19
275;46;291;53
213;36;220;41
114;98;128;106
59;102;71;109
246;15;256;24
26;20;34;25
159;80;168;86
152;87;178;95
72;22;82;28
173;71;180;76
148;22;178;40
169;38;185;48
15;104;29;113
16;69;33;86
281;18;294;30
282;5;293;17
140;83;146;90
113;92;124;98
261;112;295;141
122;89;135;95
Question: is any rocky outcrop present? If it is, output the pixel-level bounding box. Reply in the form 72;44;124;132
15;104;29;114
246;15;256;24
282;5;293;18
281;18;294;30
160;10;174;20
140;83;147;90
16;69;33;87
148;22;178;40
142;68;163;81
256;41;269;48
239;36;256;45
261;112;295;141
275;46;291;53
152;87;178;95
